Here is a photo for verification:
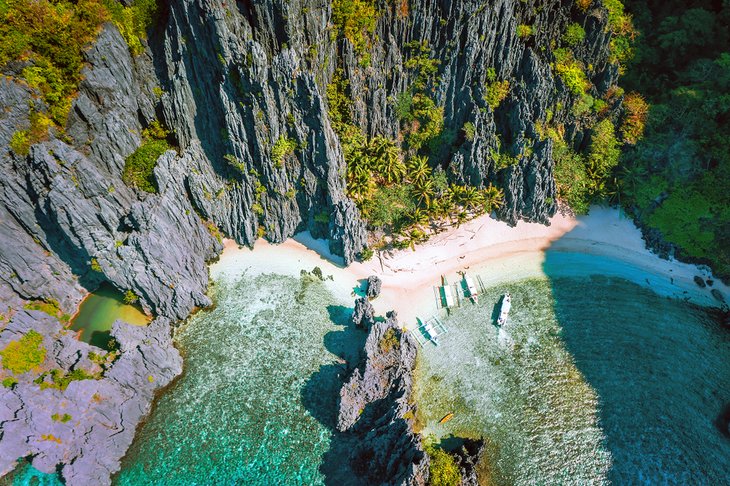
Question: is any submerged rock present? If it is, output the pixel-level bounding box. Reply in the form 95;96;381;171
694;276;707;288
337;312;429;485
366;276;382;299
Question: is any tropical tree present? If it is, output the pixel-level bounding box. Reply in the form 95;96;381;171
481;184;504;211
406;155;431;185
412;178;434;206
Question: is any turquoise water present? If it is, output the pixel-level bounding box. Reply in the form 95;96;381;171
8;252;725;485
414;271;730;484
115;273;361;485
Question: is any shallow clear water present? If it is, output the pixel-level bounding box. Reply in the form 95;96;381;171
70;284;149;349
11;252;721;485
115;273;358;485
414;273;730;485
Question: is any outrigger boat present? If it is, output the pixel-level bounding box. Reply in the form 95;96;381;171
440;275;456;309
412;316;448;347
463;273;479;303
497;293;511;326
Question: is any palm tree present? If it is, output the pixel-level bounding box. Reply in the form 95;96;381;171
409;208;430;228
406;155;431;185
617;163;647;199
459;186;482;211
481;184;504;212
412;178;434;206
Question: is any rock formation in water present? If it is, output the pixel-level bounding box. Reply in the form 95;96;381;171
0;0;620;482
366;275;383;299
337;310;429;485
352;296;377;329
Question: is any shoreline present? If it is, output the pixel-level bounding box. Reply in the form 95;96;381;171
213;206;728;328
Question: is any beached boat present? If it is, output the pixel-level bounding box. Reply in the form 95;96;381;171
463;273;479;303
440;275;456;308
497;293;511;326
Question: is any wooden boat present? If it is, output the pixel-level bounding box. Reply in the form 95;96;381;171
439;412;454;424
497;293;511;326
463;273;479;303
440;275;456;308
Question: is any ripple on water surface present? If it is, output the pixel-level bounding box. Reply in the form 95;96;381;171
414;275;730;484
116;273;353;485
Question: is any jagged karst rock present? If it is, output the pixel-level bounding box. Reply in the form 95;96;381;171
0;311;182;485
337;312;428;485
351;297;376;330
451;438;487;486
366;276;382;299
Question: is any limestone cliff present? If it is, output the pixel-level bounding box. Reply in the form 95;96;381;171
0;0;620;483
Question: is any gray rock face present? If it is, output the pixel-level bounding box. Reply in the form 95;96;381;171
366;276;382;299
0;311;181;485
337;312;428;485
351;297;376;330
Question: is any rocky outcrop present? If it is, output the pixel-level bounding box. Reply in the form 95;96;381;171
0;311;182;485
337;310;429;485
366;275;382;299
452;438;488;486
351;297;376;330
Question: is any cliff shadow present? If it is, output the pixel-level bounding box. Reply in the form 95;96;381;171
541;221;730;482
300;304;368;485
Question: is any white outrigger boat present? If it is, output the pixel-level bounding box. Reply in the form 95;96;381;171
412;316;448;347
497;293;511;326
462;273;480;303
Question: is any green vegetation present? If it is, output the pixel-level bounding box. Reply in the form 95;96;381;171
1;330;46;375
549;117;621;214
379;328;401;353
462;122;475;142
39;368;96;391
562;22;586;46
204;219;223;244
2;376;18;388
271;136;297;168
614;0;730;276
327;42;503;253
483;68;510;110
51;413;72;423
123;290;139;305
90;258;102;272
619;92;648;144
331;0;377;57
0;0;159;147
517;24;533;38
425;444;462;486
553;48;590;96
101;0;160;56
24;298;61;317
123;121;172;193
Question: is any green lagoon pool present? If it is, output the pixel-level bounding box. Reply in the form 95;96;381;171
70;284;149;349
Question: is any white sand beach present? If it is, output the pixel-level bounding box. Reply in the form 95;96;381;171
213;206;729;327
